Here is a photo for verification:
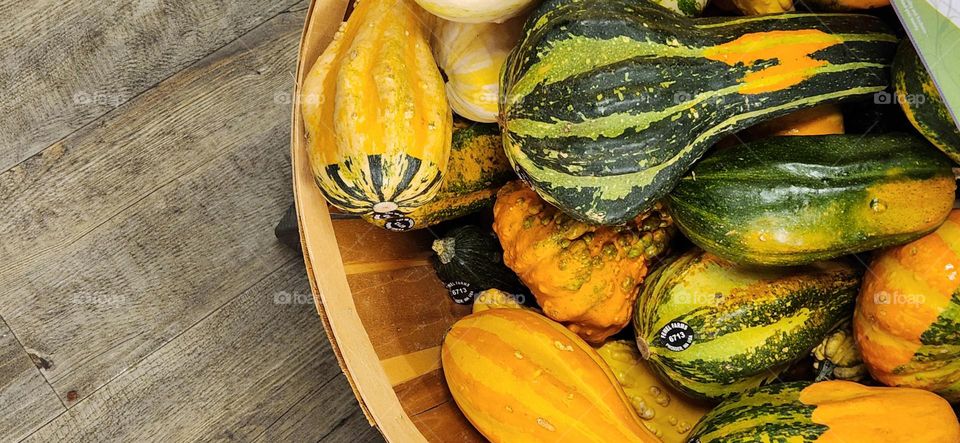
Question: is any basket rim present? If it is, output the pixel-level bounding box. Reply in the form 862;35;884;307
290;1;430;441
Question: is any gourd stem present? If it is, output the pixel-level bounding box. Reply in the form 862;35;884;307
815;360;835;382
636;337;651;360
432;238;457;265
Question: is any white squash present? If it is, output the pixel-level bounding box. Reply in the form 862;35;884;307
433;17;524;123
415;0;536;23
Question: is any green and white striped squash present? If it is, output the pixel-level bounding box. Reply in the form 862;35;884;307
500;0;898;224
633;249;860;401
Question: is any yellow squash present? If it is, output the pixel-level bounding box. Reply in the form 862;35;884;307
442;309;662;442
433;17;524;123
301;0;452;216
596;341;708;443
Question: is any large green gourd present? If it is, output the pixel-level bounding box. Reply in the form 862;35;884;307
633;249;859;401
667;134;956;266
500;0;897;224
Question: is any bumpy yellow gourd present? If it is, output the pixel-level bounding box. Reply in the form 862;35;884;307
301;0;452;216
442;309;662;442
812;323;867;382
433;17;524;123
596;341;708;443
414;0;537;23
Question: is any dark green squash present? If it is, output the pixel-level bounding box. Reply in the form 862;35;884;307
893;40;960;164
633;249;860;401
667;133;956;266
500;0;897;224
431;225;525;304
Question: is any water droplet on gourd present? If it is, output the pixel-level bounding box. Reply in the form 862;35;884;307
536;417;556;432
870;198;887;213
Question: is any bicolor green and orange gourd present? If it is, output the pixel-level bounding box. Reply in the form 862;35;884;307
442;309;662;442
855;210;960;402
688;381;960;442
500;0;897;224
668;134;956;266
634;249;860;401
301;0;452;216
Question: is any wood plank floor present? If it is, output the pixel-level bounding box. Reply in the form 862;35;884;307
0;1;383;441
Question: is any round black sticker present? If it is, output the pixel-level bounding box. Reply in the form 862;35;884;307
384;217;415;232
659;321;694;352
445;281;475;305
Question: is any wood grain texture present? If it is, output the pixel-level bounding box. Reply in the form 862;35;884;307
394;369;452;417
346;266;472;362
410;401;484;443
0;316;65;441
20;261;383;442
0;0;303;173
0;3;307;405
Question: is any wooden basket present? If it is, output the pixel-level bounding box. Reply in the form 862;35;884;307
290;1;482;441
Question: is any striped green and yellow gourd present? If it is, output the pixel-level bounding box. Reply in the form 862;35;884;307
500;0;897;224
362;121;515;231
893;40;960;164
688;381;960;443
633;249;860;401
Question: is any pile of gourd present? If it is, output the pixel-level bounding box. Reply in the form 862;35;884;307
302;0;960;441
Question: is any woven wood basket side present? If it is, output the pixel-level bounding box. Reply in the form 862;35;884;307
291;1;483;442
